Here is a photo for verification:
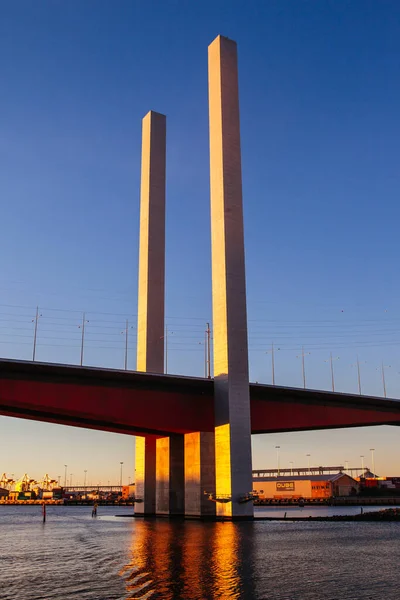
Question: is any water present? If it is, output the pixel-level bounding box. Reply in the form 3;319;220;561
1;505;399;599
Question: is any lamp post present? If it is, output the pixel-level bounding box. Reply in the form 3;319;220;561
370;448;375;477
275;446;280;476
78;313;89;366
360;455;365;478
289;461;293;477
32;306;42;361
64;465;67;487
306;454;311;474
70;473;73;487
119;462;124;489
296;347;310;389
84;470;87;488
324;353;339;392
351;356;366;395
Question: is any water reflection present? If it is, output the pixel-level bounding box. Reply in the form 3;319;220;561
122;520;257;600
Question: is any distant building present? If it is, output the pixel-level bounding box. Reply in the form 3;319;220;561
122;484;135;500
253;473;358;500
0;487;8;499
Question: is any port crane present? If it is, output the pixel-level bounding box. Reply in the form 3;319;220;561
0;473;15;489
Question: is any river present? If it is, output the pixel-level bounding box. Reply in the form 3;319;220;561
1;505;399;599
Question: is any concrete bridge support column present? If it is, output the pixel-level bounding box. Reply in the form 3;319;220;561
134;436;156;515
135;110;166;516
184;432;216;518
208;35;253;519
156;435;185;516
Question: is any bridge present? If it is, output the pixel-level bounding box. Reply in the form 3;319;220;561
2;35;398;521
1;359;399;437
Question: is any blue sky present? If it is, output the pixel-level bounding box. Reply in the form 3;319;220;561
1;1;400;483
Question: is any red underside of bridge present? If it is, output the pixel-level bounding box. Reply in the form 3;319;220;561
0;359;399;436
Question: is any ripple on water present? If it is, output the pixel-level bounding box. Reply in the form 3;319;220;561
0;506;400;599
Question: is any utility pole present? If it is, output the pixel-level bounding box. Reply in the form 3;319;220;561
206;322;211;379
380;363;391;398
356;355;362;395
79;313;89;366
121;320;130;370
297;347;310;389
266;343;279;385
32;306;41;361
351;355;365;395
325;353;339;392
165;325;168;374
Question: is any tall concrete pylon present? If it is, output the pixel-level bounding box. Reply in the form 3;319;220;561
135;110;166;515
208;35;253;518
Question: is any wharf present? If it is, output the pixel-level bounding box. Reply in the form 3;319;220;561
254;509;400;522
254;497;400;507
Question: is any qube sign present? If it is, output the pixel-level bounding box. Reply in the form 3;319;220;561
276;481;295;491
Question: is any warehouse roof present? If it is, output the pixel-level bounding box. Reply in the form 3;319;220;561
253;473;357;483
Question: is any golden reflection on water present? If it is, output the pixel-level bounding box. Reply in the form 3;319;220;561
120;519;252;600
211;523;242;599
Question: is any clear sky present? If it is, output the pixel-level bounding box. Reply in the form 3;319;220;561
1;1;400;484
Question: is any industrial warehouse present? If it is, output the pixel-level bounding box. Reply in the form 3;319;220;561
252;473;359;501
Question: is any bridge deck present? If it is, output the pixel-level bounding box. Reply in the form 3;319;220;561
0;359;399;436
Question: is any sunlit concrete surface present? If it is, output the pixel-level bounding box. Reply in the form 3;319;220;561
156;435;184;515
208;35;253;518
184;431;216;517
135;110;166;514
134;436;156;516
136;110;166;374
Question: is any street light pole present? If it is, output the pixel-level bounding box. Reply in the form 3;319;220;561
360;455;365;478
289;461;293;477
120;462;124;489
275;446;280;476
84;470;87;488
64;465;67;487
306;454;311;474
370;448;375;477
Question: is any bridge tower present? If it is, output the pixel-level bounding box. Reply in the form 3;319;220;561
134;110;186;517
208;35;253;518
135;110;166;516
